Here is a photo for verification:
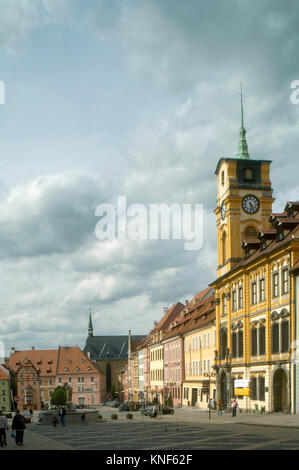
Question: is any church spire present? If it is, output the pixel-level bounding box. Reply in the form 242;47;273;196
88;308;93;338
237;83;250;159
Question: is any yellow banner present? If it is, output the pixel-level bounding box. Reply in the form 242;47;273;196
234;388;250;396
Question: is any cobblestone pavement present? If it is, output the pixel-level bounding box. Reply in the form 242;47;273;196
22;408;299;450
4;407;299;450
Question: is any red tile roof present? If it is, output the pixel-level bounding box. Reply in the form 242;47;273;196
57;346;101;375
8;349;58;377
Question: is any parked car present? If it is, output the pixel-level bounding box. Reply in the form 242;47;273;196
162;406;174;415
109;400;121;408
144;405;154;416
119;402;130;412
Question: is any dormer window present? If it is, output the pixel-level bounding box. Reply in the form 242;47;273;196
64;368;68;372
75;368;79;372
67;360;71;364
81;359;85;364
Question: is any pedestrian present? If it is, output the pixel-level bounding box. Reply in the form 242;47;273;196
81;411;86;424
231;399;238;417
217;400;223;416
29;408;33;416
59;407;66;426
12;409;26;446
0;411;8;447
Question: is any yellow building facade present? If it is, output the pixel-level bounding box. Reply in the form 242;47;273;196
182;321;216;409
211;115;299;413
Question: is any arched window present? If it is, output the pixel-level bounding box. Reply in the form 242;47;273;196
222;232;227;264
245;226;257;239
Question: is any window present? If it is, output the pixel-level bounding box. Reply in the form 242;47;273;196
281;320;289;353
273;272;279;298
251;282;257;305
223;295;227;316
232;290;237;311
251;328;257;356
58;378;62;383
251;377;257;400
91;376;94;383
245;226;257;239
221;171;225;185
258;376;265;401
222;232;227;264
207;333;210;347
238;330;243;358
244;168;253;180
260;278;265;302
282;269;289;295
232;332;237;358
259;325;266;355
271;322;279;353
220;327;227;359
238;286;243;309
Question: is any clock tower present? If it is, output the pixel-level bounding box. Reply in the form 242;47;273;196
214;88;274;278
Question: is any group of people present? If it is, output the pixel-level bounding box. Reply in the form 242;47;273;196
0;409;26;447
216;399;239;417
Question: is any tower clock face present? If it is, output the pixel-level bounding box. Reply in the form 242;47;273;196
242;194;259;214
221;201;226;220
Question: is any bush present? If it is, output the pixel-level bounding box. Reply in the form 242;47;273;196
98;413;103;419
51;387;67;407
111;413;118;420
126;413;133;419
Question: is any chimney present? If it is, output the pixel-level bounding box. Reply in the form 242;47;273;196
11;347;15;354
87;351;90;359
163;307;168;315
154;321;158;328
185;300;189;306
31;346;35;350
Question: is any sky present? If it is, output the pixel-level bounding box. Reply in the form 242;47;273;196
0;0;299;354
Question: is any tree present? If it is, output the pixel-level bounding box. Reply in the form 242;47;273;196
51;386;67;407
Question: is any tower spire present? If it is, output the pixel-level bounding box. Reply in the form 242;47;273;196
88;307;93;338
237;83;250;159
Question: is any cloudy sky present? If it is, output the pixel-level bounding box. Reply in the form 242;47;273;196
0;0;299;353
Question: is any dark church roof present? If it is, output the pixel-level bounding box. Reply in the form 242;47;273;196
84;335;146;361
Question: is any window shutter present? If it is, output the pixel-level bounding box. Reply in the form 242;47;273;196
250;377;257;400
258;376;265;401
251;328;257;356
232;332;237;358
259;326;266;355
271;322;279;353
238;330;243;358
281;320;289;353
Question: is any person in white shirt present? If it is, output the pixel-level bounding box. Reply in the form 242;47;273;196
0;411;8;447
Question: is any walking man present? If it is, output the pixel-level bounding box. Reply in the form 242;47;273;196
217;400;223;416
12;409;26;446
59;407;66;426
0;411;8;447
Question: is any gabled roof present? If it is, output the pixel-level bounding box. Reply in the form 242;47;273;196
162;289;215;342
0;364;10;381
8;349;58;377
57;346;102;375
